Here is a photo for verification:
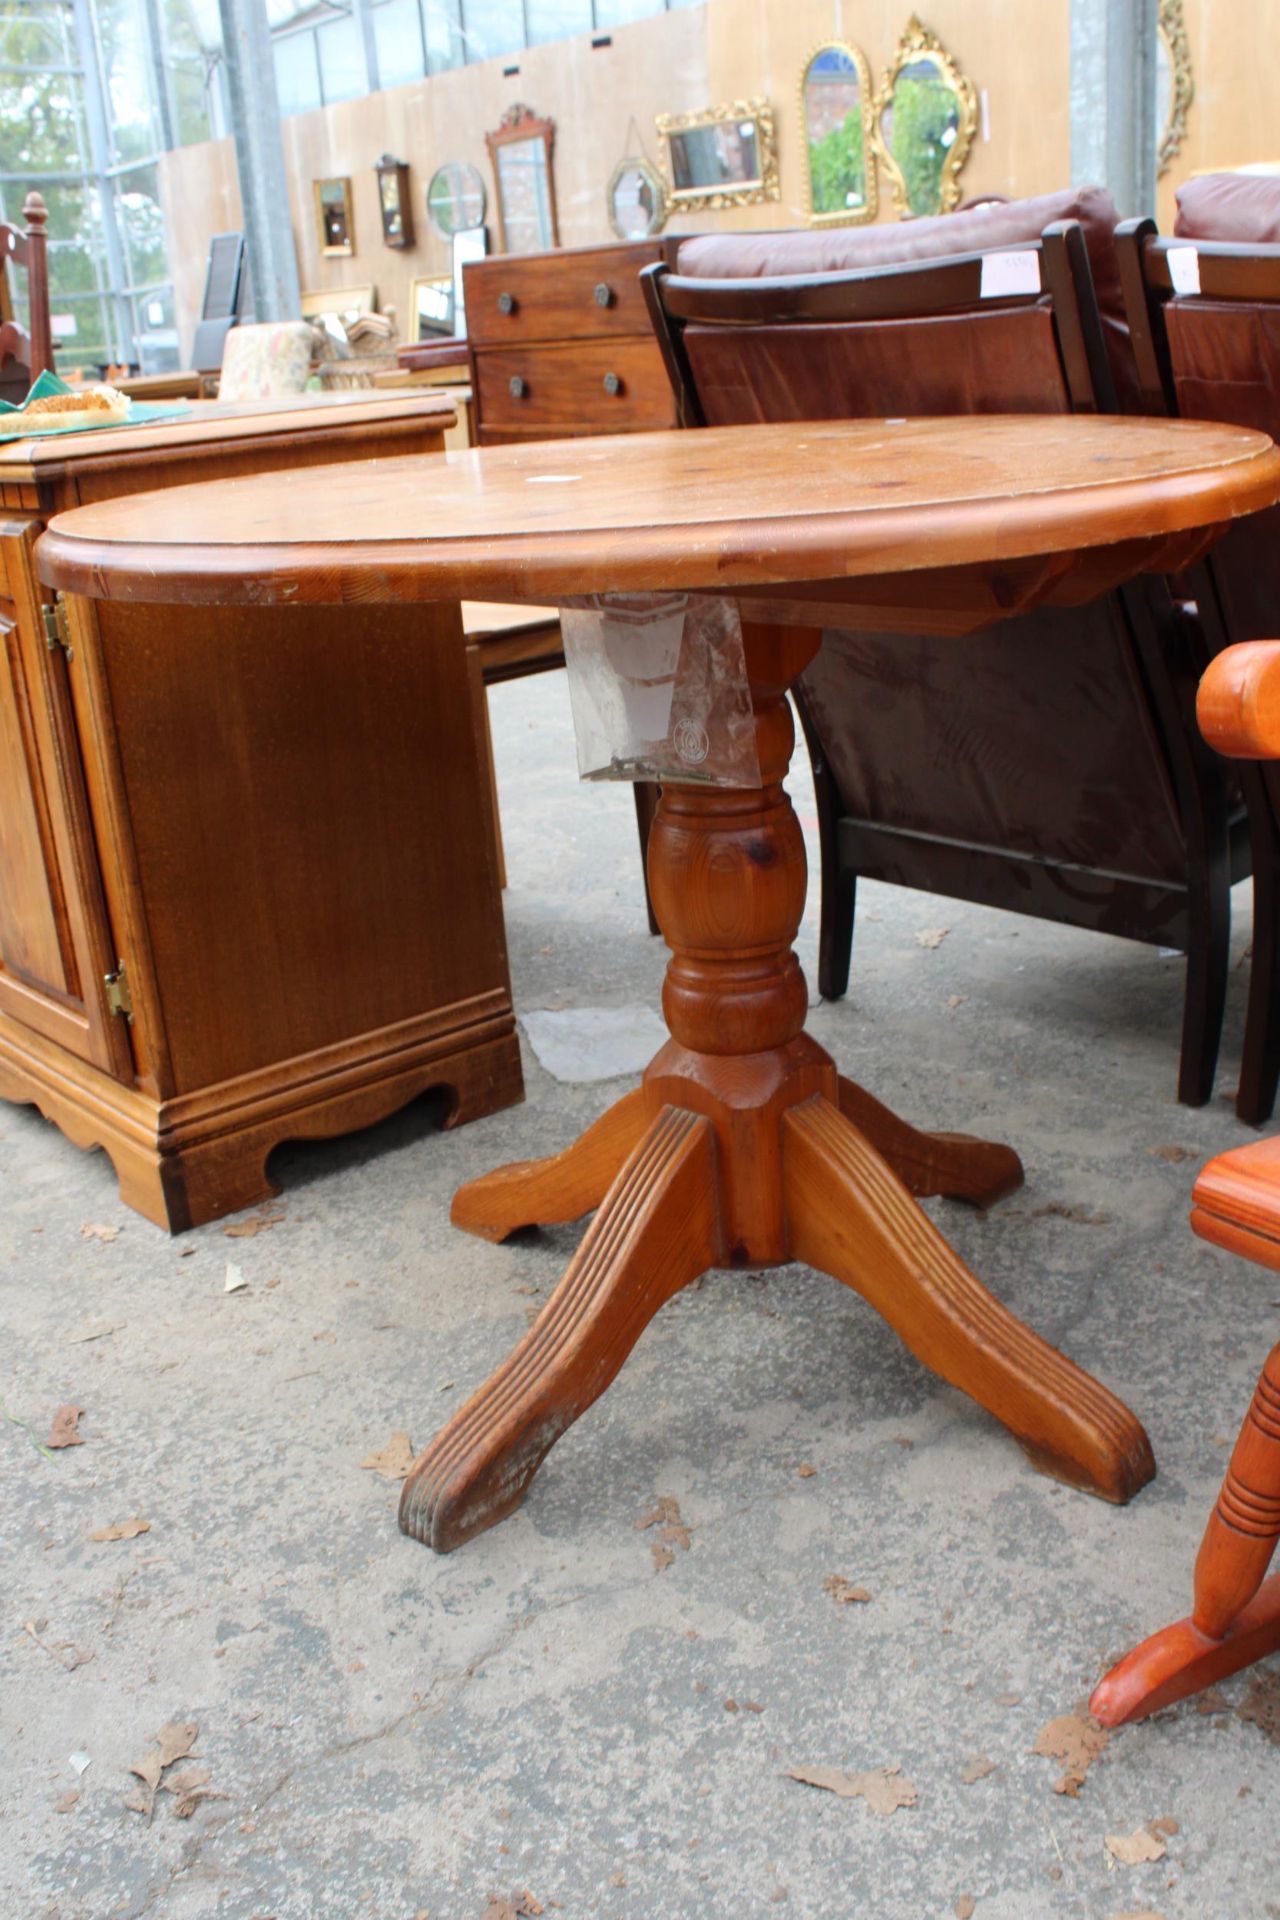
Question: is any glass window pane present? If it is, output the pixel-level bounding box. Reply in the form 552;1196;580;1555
525;0;589;45
163;0;221;144
131;281;178;369
316;12;364;102
0;67;89;173
0;0;75;68
92;0;165;166
50;292;115;370
273;27;320;114
421;0;459;70
114;161;166;288
593;0;661;24
458;0;523;63
372;0;424;86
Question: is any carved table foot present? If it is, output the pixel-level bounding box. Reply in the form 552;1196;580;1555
401;1105;721;1549
784;1095;1153;1504
836;1075;1025;1208
450;1087;648;1241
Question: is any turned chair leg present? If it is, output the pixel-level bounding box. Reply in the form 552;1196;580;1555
782;1096;1153;1503
402;1106;721;1550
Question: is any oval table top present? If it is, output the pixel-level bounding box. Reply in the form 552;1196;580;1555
36;415;1280;607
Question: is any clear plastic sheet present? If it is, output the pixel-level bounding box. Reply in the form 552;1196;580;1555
558;592;760;788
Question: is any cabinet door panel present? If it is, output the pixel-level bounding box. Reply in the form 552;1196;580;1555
0;599;75;995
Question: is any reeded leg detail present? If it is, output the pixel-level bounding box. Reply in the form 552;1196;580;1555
782;1096;1154;1503
1091;1342;1280;1725
402;1105;722;1550
836;1075;1024;1209
450;1087;648;1242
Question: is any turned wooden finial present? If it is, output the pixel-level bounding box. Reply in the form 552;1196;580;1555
22;189;48;233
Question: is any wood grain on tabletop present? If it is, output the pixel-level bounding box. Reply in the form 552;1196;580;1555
35;415;1280;607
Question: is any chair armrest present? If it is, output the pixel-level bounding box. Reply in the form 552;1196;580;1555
1197;640;1280;759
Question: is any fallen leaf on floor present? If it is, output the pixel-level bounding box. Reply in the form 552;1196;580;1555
1148;1145;1194;1164
824;1575;871;1606
1149;1816;1180;1837
995;1692;1022;1707
223;1212;286;1238
313;1331;338;1343
54;1789;80;1814
1238;1668;1280;1744
46;1404;85;1450
955;1897;975;1920
1104;1829;1167;1866
1030;1204;1113;1226
22;1620;93;1671
1195;1689;1230;1715
67;1322;119;1345
946;994;967;1009
1210;1433;1232;1448
516;1896;544;1918
915;926;950;949
1033;1711;1108;1796
89;1517;150;1542
796;1462;817;1478
126;1721;199;1821
636;1494;691;1571
724;1698;763;1714
360;1432;416;1480
224;1263;248;1293
960;1755;996;1784
651;1541;675;1572
784;1764;918;1815
80;1223;119;1242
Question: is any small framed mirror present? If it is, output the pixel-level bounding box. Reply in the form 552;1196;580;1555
872;17;977;219
656;100;779;212
607;157;667;241
426;161;487;238
800;42;876;227
314;177;354;257
409;274;456;340
1156;0;1193;178
486;104;558;254
375;156;413;250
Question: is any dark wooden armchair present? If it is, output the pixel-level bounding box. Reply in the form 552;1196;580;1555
1116;176;1280;1121
0;190;51;399
1092;640;1280;1724
642;205;1247;1106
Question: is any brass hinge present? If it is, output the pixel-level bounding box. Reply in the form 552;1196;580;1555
103;961;133;1023
41;595;73;661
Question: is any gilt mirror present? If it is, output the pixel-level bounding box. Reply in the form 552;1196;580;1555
314;177;354;257
656;100;780;212
608;157;667;240
872;16;977;219
486;104;558;254
801;41;876;226
1156;0;1194;178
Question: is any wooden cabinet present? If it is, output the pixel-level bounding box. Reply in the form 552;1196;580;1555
0;391;522;1230
467;240;678;443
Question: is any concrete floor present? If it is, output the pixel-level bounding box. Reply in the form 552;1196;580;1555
4;669;1280;1920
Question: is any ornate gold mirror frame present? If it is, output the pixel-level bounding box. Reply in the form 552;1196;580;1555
800;41;877;227
1156;0;1194;178
655;100;780;212
871;15;977;220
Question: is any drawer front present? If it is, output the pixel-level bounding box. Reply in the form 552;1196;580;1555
466;244;665;347
476;340;676;438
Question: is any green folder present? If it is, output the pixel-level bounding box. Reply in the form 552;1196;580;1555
0;369;191;443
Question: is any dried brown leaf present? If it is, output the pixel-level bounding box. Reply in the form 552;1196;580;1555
955;1898;975;1920
89;1517;149;1542
46;1404;85;1450
1104;1829;1167;1866
784;1764;918;1815
824;1575;871;1606
915;926;950;949
1033;1710;1108;1796
516;1895;544;1917
361;1432;416;1480
172;1788;226;1819
1030;1204;1113;1227
223;1212;285;1238
796;1462;817;1478
1149;1816;1180;1837
80;1222;119;1242
635;1495;682;1531
651;1540;675;1573
54;1790;80;1814
161;1766;211;1796
1195;1689;1230;1715
960;1755;996;1784
1238;1668;1280;1743
1149;1145;1194;1164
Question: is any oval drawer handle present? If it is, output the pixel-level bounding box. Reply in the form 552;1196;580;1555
603;371;623;397
594;282;615;308
508;374;528;399
497;290;517;315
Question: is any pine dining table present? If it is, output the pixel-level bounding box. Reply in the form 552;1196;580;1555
36;414;1280;1552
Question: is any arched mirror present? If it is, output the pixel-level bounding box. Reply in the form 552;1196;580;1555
1156;0;1194;178
800;41;876;227
873;16;977;220
485;104;558;254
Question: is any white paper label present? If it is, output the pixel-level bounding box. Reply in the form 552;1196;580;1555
51;313;77;339
980;249;1041;298
1167;244;1201;295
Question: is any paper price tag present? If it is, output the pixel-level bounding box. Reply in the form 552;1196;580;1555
1167;245;1201;295
979;249;1041;298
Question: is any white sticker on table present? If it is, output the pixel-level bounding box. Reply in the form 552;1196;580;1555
1167;245;1201;296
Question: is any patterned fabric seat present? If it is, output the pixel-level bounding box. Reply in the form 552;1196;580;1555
216;322;314;401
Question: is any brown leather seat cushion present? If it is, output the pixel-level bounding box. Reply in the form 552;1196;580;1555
674;185;1138;407
1175;173;1280;244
